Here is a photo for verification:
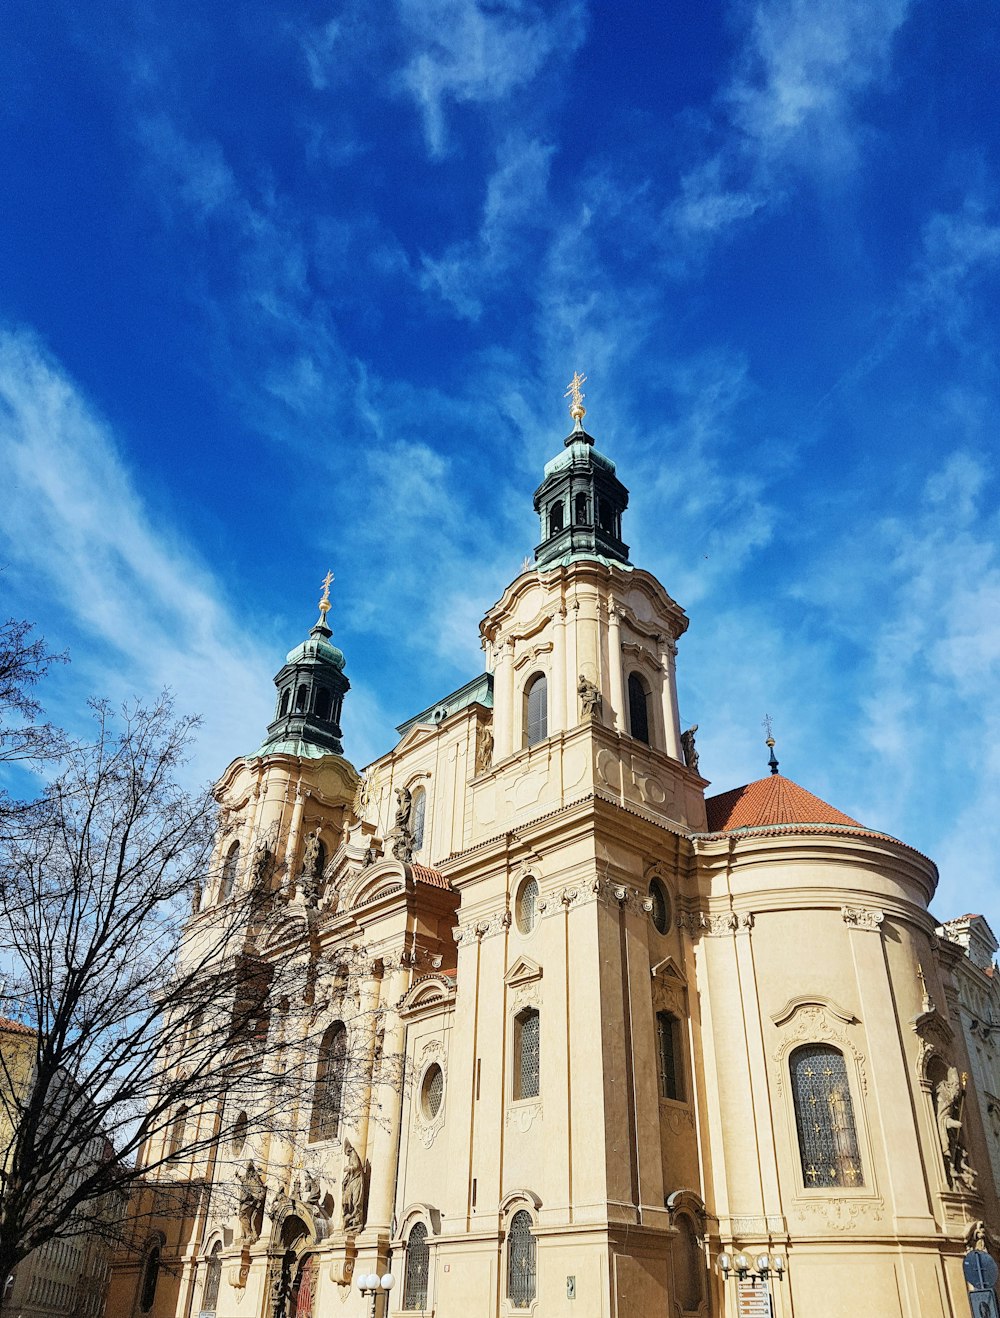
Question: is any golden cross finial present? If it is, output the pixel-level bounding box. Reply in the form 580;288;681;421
318;569;334;620
564;371;587;428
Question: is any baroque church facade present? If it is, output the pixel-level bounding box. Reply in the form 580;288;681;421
108;390;1000;1318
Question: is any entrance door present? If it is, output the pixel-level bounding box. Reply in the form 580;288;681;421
291;1255;317;1318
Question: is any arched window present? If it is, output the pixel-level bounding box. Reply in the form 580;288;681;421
311;1022;348;1141
598;497;613;531
524;674;547;747
549;501;564;535
410;787;426;852
139;1245;160;1312
627;672;650;744
403;1221;430;1310
231;1111;248;1157
167;1105;188;1156
649;878;671;935
202;1242;222;1314
574;492;588;524
220;841;239;901
279;688;291;717
295;683;307;712
514;1008;540;1100
515;877;539;935
314;687;331;720
506;1210;536;1308
790;1044;863;1187
656;1011;684;1101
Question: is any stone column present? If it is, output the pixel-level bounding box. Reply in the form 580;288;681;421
564;597;580;728
493;637;516;760
843;908;936;1233
551;606;567;733
363;962;410;1234
607;604;625;732
660;637;682;761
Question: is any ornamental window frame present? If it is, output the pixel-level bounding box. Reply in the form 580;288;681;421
393;1206;440;1315
771;997;880;1207
499;1192;541;1318
789;1042;865;1189
523;671;548;748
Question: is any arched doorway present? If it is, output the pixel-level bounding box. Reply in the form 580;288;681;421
266;1216;317;1318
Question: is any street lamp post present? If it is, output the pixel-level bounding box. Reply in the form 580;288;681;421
356;1270;395;1318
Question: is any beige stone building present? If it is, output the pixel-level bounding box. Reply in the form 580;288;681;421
109;397;999;1318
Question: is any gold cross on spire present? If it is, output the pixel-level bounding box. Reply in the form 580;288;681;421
318;569;334;622
564;371;587;428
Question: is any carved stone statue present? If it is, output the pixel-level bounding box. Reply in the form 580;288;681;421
578;674;602;718
361;844;378;868
268;1184;291;1222
389;787;415;862
301;1170;322;1208
394;787;412;830
341;1138;367;1232
475;723;494;775
681;724;700;773
935;1066;977;1191
301;830;322;877
190;879;202;915
237;1160;266;1243
252;843;273;889
966;1220;989;1253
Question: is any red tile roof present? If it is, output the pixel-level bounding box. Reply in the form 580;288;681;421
0;1016;35;1037
407;863;452;890
705;775;862;833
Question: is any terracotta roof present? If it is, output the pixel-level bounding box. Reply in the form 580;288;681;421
705;775;862;833
406;863;452;890
0;1016;35;1037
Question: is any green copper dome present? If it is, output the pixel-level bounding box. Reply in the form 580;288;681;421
284;633;346;670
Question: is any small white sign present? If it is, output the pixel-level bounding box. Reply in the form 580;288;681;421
737;1280;773;1317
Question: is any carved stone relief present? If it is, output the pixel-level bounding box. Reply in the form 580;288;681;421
841;906;885;931
413;1039;447;1149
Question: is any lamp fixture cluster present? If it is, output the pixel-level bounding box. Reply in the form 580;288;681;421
718;1252;786;1284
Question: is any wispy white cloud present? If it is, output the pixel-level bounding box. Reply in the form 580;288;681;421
395;0;586;157
671;0;913;242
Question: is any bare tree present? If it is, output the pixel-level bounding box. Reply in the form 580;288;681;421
0;616;66;819
0;695;353;1295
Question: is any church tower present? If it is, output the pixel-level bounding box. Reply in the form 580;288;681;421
113;379;999;1318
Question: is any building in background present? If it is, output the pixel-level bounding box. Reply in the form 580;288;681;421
0;1022;117;1318
109;385;1000;1318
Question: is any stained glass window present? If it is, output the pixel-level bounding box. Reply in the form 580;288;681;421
525;675;547;747
516;877;539;934
507;1211;536;1308
311;1022;347;1141
790;1044;864;1188
515;1009;540;1100
656;1012;683;1101
403;1222;429;1310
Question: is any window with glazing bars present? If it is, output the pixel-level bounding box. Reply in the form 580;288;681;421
627;672;650;743
514;1008;540;1100
411;788;426;851
516;877;538;934
525;675;547;747
403;1222;429;1310
202;1244;222;1313
656;1012;683;1101
506;1211;536;1308
790;1044;864;1187
311;1022;347;1141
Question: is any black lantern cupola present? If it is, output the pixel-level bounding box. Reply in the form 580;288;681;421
257;571;350;759
533;373;630;570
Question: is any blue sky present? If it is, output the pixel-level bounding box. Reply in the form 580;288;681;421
2;0;999;929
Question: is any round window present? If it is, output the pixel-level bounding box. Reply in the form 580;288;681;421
421;1063;444;1119
515;877;539;934
649;879;671;935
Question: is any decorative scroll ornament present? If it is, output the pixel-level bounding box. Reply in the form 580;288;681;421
679;909;754;936
841;906;885;931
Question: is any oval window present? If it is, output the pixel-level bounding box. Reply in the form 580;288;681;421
649;879;671;934
516;877;539;935
421;1063;444;1119
231;1110;248;1157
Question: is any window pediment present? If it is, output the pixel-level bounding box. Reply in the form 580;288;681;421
505;956;542;988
